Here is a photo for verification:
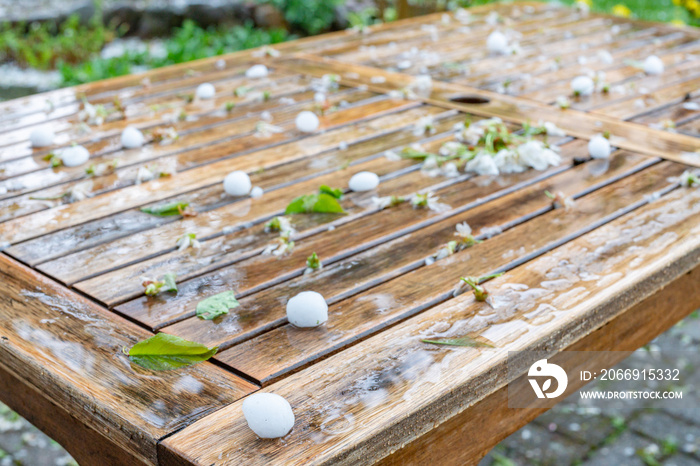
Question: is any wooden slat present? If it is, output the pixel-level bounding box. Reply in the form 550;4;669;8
0;98;421;245
445;23;657;84
0;88;375;224
67;128;471;295
213;160;680;384
593;73;700;119
517;37;700;104
27;105;449;282
317;2;562;60
0;86;370;200
0;62;273;135
156;146;654;349
276;54;700;165
94;131;573;323
0;253;256;465
349;15;623;72
0;72;305;163
159;168;700;466
70;135;459;298
332;6;587;66
6;108;458;266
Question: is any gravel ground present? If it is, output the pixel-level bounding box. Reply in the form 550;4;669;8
1;312;698;465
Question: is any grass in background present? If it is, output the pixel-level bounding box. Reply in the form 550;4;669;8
59;21;290;86
0;13;121;70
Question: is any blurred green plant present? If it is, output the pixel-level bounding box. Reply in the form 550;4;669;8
60;20;289;86
0;13;123;70
260;0;345;35
674;0;700;21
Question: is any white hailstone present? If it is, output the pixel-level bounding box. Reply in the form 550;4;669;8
397;60;412;70
246;64;269;79
588;135;611;159
120;126;144;149
295;111;319;133
29;127;55;147
223;171;252;196
195;83;215;100
242;393;295;439
250;186;264;198
643;55;664;75
59;145;90;167
286;291;328;327
598;50;614;64
348;171;379;192
314;92;326;104
487;31;509;55
571;76;595;96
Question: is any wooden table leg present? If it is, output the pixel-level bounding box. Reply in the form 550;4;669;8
0;361;150;466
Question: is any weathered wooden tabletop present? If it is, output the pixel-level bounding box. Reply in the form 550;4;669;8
1;2;700;465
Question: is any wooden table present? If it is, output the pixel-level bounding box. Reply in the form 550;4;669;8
1;2;700;464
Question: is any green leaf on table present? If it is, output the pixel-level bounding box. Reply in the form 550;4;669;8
313;193;346;213
141;201;190;216
319;185;343;199
127;333;218;371
285;191;345;215
196;290;239;320
421;336;494;347
400;147;435;160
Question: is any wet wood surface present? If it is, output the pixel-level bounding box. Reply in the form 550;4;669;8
0;254;256;465
1;1;699;465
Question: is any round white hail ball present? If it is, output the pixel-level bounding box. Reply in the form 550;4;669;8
246;64;269;79
486;31;508;55
195;82;215;100
120;126;144;149
59;145;90;167
643;55;664;75
223;171;252;196
588;135;612;159
286;291;328;328
348;171;380;192
242;393;295;439
29;127;55;148
250;186;264;198
295;111;320;133
571;76;595;96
